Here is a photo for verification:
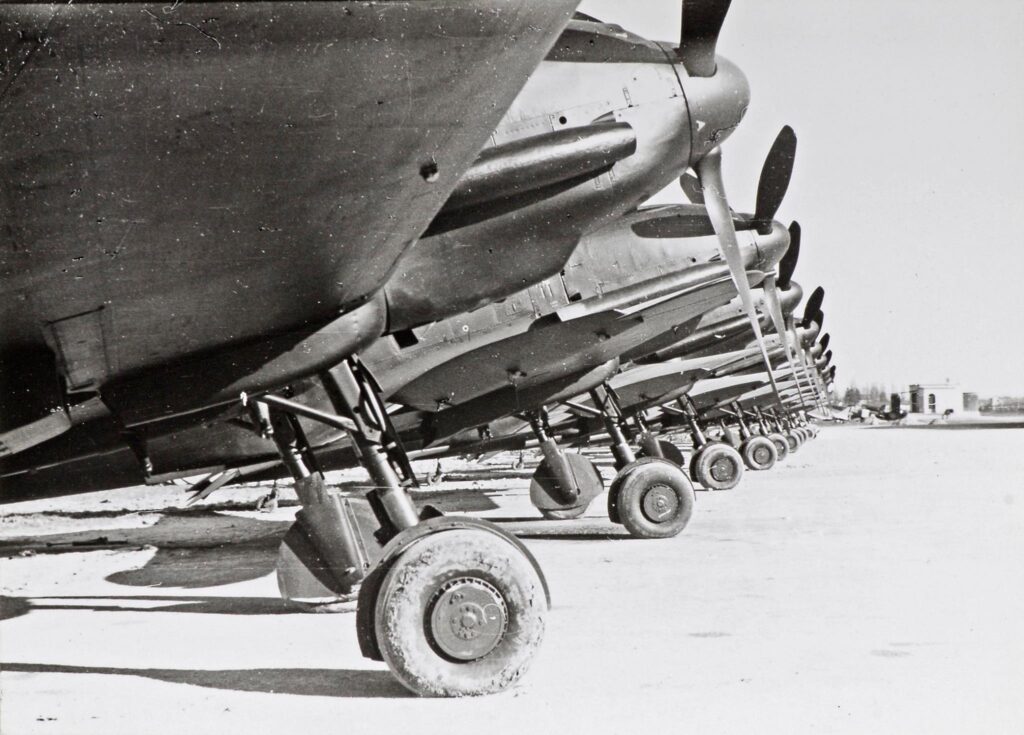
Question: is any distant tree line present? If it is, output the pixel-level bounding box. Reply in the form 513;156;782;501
840;382;901;407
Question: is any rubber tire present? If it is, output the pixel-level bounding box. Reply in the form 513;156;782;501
613;461;695;539
785;432;801;453
689;442;744;491
636;438;687;467
607;456;677;525
373;528;546;697
741;436;778;471
767;432;790;461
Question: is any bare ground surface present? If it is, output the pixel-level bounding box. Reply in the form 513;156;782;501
1;425;1023;734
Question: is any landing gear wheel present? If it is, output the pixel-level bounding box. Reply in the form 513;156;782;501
767;432;790;461
530;453;603;520
689;442;744;491
785;432;801;453
608;459;694;539
741;436;778;471
373;528;546;697
636;438;687;467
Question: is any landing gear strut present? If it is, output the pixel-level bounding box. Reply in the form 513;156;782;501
244;357;548;697
676;397;743;491
526;407;603;520
589;384;694;539
772;409;803;451
725;401;777;471
632;411;687;467
754;407;790;461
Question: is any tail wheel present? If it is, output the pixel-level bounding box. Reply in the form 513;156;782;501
767;432;789;461
609;460;695;539
690;442;744;490
741;436;777;471
373;528;546;697
636;438;687;467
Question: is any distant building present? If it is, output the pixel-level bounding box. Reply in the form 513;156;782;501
908;382;969;415
981;396;1024;413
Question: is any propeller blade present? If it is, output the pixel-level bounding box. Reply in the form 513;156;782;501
818;333;831;352
782;317;815;409
763;276;811;409
679;170;705;205
778;221;800;289
753;126;797;232
790;321;823;407
762;275;789;341
695;146;783;406
677;0;732;77
801;286;824;327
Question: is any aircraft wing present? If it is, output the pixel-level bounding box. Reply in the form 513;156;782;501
1;0;579;438
390;273;737;412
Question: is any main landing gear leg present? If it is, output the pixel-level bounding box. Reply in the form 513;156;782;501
526;407;603;520
755;407;790;461
678;397;743;491
589;385;694;539
632;411;687;467
246;356;549;697
729;401;777;471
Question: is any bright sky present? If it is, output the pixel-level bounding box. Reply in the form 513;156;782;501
579;0;1024;396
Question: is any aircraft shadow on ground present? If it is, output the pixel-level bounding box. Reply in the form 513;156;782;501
0;662;411;699
104;536;282;589
0;594;305;622
485;517;633;541
514;531;633;541
406;487;500;511
1;511;290;590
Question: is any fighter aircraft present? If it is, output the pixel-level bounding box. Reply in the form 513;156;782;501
1;124;794;533
1;1;766;696
852;393;908;423
562;281;824;486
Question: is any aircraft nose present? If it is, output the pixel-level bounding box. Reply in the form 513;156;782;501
754;220;790;272
682;55;750;165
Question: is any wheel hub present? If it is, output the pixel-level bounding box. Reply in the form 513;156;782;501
640;483;679;523
710;456;736;482
753;446;771;465
428;577;508;662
